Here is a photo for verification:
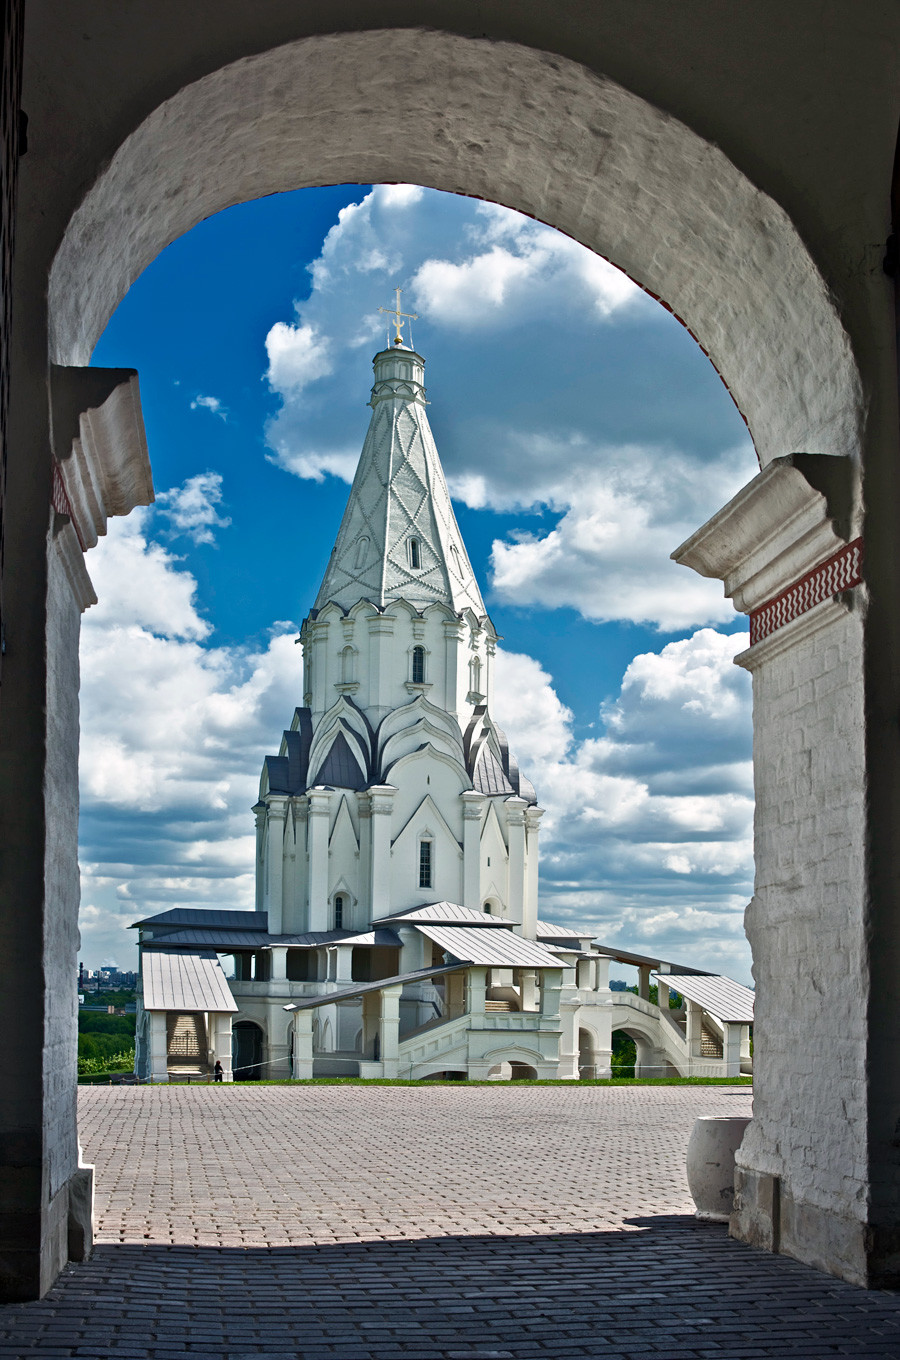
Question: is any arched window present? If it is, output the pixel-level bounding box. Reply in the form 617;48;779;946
341;646;354;683
418;839;433;889
354;536;369;569
469;655;482;695
412;645;425;684
408;537;421;569
334;894;345;929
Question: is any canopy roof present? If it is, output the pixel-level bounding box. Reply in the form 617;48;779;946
141;950;237;1013
655;972;755;1024
415;923;567;969
374;901;507;928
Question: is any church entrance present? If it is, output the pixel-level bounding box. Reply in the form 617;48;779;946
232;1021;264;1082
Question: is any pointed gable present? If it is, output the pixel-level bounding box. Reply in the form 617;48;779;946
316;730;366;790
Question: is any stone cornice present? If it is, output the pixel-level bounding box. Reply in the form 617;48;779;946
50;365;154;553
672;455;859;615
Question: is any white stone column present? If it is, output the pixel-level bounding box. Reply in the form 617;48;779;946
266;1000;291;1079
368;785;396;920
334;944;354;985
685;1000;703;1073
594;955;611;992
539;968;563;1020
149;1011;168;1082
523;806;543;940
657;978;670;1012
379;984;403;1078
465;966;488;1017
637;964;651;1001
519;969;538;1012
264;795;288;934
213;1014;233;1081
461;790;484;909
557;998;580;1080
253;804;266;912
722;1022;742;1079
505;797;527;932
306;788;332;932
291;1010;314;1080
270;946;288;981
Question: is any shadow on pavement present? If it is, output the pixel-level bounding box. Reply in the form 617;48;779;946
1;1217;899;1359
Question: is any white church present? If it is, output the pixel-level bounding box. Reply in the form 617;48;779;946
133;305;753;1084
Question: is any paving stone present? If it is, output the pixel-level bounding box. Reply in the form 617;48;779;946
1;1086;899;1358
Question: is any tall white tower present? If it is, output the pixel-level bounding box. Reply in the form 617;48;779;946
254;332;543;942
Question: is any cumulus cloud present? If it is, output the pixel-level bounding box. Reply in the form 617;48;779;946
492;631;754;980
155;470;232;546
191;394;228;421
412;201;640;325
79;497;301;964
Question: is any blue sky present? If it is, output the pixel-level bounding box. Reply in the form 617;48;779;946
80;183;757;981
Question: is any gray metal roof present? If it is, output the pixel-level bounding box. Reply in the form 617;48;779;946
317;731;366;789
144;927;400;951
536;919;594;941
131;908;268;931
595;940;711;975
142;950;238;1013
373;901;507;927
283;961;466;1011
472;743;515;796
415;923;567;969
655;972;755;1023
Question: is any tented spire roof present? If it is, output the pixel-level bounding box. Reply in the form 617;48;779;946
314;345;485;615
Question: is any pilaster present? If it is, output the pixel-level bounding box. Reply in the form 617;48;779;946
523;806;543;940
367;785;396;919
306;789;332;932
505;797;527;932
461;790;484;909
264;796;288;934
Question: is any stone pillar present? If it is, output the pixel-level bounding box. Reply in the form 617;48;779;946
539;968;563;1019
465;966;488;1017
594;955;611;992
361;990;381;1060
461;790;484;909
557;999;580;1080
505;797;527;932
306;788;331;932
685;1000;703;1072
270;946;288;981
253;804;267;912
334;944;354;985
576;958;593;990
213;1014;233;1081
291;1010;314;1080
637;964;651;1000
368;785;396;920
519;969;538;1012
657;979;670;1012
722;1023;742;1080
523;806;543;940
379;984;403;1078
264;796;288;935
673;457;880;1282
356;791;372;918
149;1011;168;1082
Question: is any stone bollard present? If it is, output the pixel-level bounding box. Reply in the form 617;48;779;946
686;1115;751;1221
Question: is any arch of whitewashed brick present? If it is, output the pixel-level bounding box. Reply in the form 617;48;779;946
49;29;864;469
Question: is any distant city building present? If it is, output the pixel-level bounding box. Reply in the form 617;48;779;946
133;323;752;1082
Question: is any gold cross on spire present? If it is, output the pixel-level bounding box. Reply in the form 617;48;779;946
379;286;418;347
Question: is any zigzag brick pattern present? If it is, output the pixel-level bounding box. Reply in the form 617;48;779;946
750;538;863;646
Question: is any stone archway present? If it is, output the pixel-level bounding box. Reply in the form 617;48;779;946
5;13;894;1302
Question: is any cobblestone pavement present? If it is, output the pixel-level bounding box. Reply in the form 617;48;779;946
1;1084;899;1359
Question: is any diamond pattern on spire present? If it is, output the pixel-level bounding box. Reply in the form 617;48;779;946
314;349;486;616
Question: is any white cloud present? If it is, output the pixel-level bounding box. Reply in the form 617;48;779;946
486;444;748;631
492;632;754;980
413;202;640;326
265;444;359;485
79;500;302;964
155;470;231;545
265;321;333;394
191;394;228;421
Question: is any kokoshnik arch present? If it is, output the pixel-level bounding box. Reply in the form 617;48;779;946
3;1;900;1301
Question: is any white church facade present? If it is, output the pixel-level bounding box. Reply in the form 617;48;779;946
133;319;753;1084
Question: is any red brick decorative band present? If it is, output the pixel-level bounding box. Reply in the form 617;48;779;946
51;461;86;550
749;538;863;646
